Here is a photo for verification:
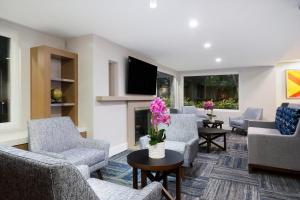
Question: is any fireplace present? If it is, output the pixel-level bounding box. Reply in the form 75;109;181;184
127;101;151;148
135;108;151;145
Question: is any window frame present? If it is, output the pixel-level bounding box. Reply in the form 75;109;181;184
156;71;176;108
0;32;21;130
182;72;240;111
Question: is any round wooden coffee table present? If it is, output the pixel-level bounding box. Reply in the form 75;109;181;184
198;128;227;153
127;149;183;200
202;119;224;129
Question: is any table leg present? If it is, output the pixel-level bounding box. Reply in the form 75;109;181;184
141;170;147;188
176;168;181;200
163;173;168;190
132;167;138;189
224;134;227;150
207;135;211;153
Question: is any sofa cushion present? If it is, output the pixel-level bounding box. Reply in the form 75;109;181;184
248;127;281;136
87;178;140;200
61;148;105;166
275;107;300;135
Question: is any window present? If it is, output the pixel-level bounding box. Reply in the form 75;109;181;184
157;72;174;108
184;74;239;109
0;36;10;123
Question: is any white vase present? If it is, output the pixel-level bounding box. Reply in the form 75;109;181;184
148;142;165;159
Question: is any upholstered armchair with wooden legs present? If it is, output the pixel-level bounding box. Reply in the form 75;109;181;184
140;114;199;167
28;117;109;178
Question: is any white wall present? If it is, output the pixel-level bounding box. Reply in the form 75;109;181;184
67;35;178;155
276;60;300;106
179;66;277;126
0;18;65;133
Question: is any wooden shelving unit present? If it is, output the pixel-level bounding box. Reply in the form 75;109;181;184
30;46;78;125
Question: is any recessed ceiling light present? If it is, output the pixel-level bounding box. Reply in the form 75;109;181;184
215;58;222;63
204;42;212;49
188;19;198;28
150;0;158;8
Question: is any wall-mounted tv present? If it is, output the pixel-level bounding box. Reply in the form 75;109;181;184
127;56;157;95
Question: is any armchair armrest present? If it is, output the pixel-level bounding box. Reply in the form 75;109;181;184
78;138;110;159
35;150;66;160
248;121;276;129
76;165;90;180
137;182;163;200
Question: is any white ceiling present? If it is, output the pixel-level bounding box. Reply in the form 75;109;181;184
0;0;300;71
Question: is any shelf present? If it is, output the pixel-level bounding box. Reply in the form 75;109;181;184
51;103;75;107
51;78;75;83
96;96;155;102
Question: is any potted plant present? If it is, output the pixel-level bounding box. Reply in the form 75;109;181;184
148;97;170;159
204;100;216;122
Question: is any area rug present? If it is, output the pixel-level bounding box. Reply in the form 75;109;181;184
101;132;300;200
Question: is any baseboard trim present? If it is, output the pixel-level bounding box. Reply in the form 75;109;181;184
109;143;128;157
248;164;300;176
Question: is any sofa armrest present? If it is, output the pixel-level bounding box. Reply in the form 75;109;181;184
76;165;90;180
248;121;276;129
78;138;110;159
137;182;162;200
35;150;66;160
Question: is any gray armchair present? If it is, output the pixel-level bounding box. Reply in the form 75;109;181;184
181;106;208;128
28;117;109;177
0;145;162;200
140;114;199;167
229;107;263;132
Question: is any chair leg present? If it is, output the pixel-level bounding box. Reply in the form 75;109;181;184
96;169;103;180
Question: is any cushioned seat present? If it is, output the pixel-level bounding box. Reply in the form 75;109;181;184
248;127;281;136
230;119;244;126
165;141;185;154
87;178;161;200
61;148;105;166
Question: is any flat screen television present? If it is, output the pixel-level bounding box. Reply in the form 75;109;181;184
127;56;157;95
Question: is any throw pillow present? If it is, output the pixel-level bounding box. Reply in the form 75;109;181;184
280;107;300;135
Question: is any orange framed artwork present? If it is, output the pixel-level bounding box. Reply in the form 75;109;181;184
286;70;300;99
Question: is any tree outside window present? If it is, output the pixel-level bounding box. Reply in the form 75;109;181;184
184;74;239;110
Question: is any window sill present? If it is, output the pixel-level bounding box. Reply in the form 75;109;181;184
197;108;240;112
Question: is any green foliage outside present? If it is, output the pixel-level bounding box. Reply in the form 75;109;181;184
162;97;172;108
184;97;238;110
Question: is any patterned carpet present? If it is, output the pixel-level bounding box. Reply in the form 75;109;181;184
100;132;300;200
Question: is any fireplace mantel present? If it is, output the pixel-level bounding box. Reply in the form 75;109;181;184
96;96;155;102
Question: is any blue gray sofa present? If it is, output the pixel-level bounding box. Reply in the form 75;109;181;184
248;103;300;172
0;145;162;200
